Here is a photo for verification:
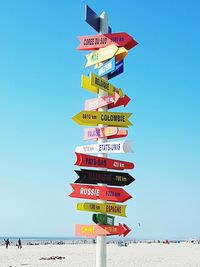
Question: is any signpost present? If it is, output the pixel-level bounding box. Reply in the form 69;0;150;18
77;202;127;217
70;5;138;267
74;152;135;170
90;72;124;96
69;183;132;202
75;140;132;154
74;169;135;186
107;60;124;80
84;92;120;111
83;127;127;140
72;111;132;127
78;32;138;50
97;58;116;77
75;223;131;237
81;74;124;96
84;92;130;111
92;214;115;226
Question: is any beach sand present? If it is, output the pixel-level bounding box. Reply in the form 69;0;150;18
0;242;200;267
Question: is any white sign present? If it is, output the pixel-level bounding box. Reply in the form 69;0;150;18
75;140;132;154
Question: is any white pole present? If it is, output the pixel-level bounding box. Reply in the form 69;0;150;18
96;11;109;267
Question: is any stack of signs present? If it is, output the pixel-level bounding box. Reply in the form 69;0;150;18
70;5;138;239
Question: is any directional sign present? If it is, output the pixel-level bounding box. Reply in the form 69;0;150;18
81;75;98;94
108;60;124;80
85;5;112;33
75;223;131;237
85;44;128;68
69;184;132;202
75;140;132;154
92;214;115;226
114;47;128;62
81;74;123;96
74;152;134;171
78;32;138;50
85;44;118;67
72;111;132;127
74;169;135;187
108;95;130;109
90;72;124;96
84;92;120;111
97;58;116;77
84;127;127;141
77;202;127;217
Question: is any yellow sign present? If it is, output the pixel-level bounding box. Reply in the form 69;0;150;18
77;202;127;217
90;72;124;97
115;47;128;62
72;111;132;127
85;44;118;67
81;75;98;94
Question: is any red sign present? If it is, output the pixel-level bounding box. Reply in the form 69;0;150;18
75;152;134;170
69;184;132;202
108;95;131;109
76;223;131;238
78;32;138;51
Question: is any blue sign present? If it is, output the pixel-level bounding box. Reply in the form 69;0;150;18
108;60;124;80
97;58;116;77
85;5;112;33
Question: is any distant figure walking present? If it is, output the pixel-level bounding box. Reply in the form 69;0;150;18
18;238;22;249
4;238;10;248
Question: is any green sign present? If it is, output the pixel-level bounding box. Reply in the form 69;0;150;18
92;213;115;226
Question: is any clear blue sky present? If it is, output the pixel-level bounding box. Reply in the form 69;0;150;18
0;0;199;239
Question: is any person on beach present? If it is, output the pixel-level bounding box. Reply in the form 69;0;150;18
18;238;22;249
4;238;10;248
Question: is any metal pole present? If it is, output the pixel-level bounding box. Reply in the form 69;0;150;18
96;11;108;267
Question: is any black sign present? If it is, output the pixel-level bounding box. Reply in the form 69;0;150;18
74;169;135;187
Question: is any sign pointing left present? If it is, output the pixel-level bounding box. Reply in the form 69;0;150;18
72;111;132;127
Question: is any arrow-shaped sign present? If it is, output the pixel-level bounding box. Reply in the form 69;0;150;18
90;72;124;97
74;169;135;187
75;223;131;238
74;152;134;171
75;140;132;154
108;60;124;80
77;202;127;217
72;111;132;127
92;214;115;226
84;92;120;111
108;95;131;109
81;74;124;96
78;32;138;51
84;127;127;141
97;58;116;77
85;44;128;68
69;184;132;202
85;5;112;34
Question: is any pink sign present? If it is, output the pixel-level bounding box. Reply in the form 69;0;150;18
75;223;131;238
84;127;128;140
85;93;120;111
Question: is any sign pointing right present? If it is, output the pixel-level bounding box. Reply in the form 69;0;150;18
74;169;135;187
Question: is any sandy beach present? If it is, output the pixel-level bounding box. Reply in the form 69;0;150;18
0;242;200;267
